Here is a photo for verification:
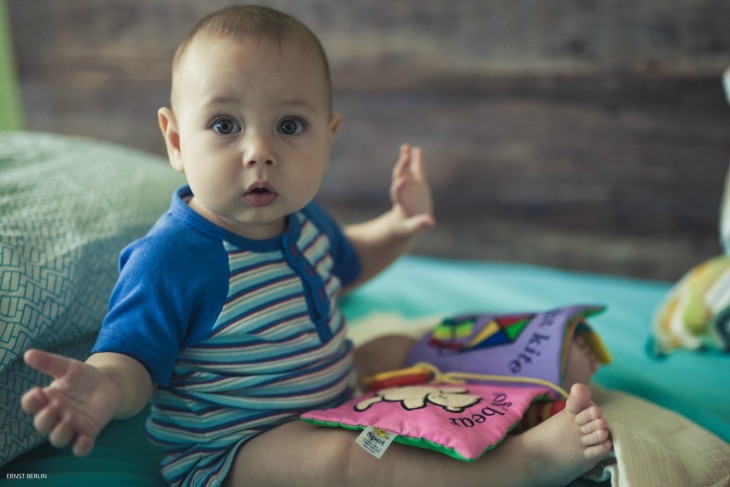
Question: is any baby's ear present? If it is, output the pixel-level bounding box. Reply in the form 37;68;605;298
328;112;342;139
158;107;183;172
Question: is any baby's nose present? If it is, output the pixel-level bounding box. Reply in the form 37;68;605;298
244;134;276;167
245;157;275;167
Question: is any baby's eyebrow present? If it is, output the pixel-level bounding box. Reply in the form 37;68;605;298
203;95;241;107
201;96;319;114
280;99;318;114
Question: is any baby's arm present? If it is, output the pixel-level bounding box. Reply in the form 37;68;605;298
345;144;436;286
21;350;154;456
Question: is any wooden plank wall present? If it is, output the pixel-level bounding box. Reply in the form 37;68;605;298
7;0;730;280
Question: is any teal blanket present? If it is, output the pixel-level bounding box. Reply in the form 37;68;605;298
3;256;729;485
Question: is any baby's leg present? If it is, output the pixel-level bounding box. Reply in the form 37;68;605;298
563;333;600;390
224;384;610;487
515;334;601;431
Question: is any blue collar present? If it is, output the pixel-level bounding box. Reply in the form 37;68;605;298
170;185;301;252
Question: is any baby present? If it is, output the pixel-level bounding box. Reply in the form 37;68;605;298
22;5;611;486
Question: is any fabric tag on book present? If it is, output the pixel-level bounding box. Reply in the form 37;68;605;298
355;426;397;459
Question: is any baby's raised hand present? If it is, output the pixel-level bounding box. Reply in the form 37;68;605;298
389;144;436;236
21;349;123;456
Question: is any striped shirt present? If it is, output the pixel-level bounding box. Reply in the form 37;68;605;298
92;186;361;486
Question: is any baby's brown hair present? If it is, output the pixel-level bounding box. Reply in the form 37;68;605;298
170;5;332;111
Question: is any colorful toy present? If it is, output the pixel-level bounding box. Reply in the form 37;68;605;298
652;255;730;354
404;305;610;398
301;305;610;461
303;380;554;461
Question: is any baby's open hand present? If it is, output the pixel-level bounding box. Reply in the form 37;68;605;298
21;349;123;457
390;144;436;236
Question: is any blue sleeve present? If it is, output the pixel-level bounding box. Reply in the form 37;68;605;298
304;202;361;287
91;218;229;385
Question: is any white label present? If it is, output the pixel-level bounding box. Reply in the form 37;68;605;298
355;426;397;459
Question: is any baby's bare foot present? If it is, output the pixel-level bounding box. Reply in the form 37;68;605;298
519;383;612;486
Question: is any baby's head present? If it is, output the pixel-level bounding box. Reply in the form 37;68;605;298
158;5;341;240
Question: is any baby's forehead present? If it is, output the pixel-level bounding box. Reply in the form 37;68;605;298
175;30;322;74
171;32;331;109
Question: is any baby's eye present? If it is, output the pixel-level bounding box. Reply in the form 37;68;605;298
211;117;241;135
277;117;307;136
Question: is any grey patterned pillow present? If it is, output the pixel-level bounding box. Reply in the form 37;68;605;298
0;131;183;466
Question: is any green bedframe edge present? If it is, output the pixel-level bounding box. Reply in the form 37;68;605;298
0;0;24;130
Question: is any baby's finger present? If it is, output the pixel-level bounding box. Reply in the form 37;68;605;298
73;434;95;457
393;144;411;177
32;401;61;435
410;146;426;178
391;175;412;207
49;415;75;448
21;387;50;414
24;349;74;380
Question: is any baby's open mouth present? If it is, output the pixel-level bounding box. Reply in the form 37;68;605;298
244;184;278;207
